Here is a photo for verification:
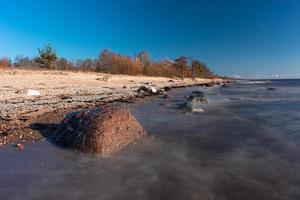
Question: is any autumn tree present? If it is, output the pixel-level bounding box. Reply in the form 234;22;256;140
35;44;58;69
14;56;38;68
83;59;97;71
97;49;115;72
174;56;189;79
137;50;151;73
96;49;143;75
192;60;214;78
110;55;143;75
0;57;12;69
56;57;70;70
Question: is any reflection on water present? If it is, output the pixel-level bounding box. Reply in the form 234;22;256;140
1;80;300;200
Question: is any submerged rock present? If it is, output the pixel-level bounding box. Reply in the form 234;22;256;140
221;84;230;88
267;87;276;91
163;94;169;99
188;91;208;103
186;91;208;112
13;143;24;150
53;107;148;156
177;91;208;113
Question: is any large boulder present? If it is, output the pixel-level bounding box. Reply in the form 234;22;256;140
53;107;148;156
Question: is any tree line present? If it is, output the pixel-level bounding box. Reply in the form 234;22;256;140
0;44;215;78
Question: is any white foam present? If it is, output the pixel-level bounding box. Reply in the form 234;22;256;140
240;80;269;84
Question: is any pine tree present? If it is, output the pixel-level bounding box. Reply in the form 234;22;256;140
35;44;57;69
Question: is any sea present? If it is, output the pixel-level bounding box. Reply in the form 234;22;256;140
0;79;300;200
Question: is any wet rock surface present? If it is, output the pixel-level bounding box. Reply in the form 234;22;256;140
186;91;208;112
53;106;148;155
187;91;208;103
177;91;208;113
221;83;230;88
164;86;172;91
138;85;159;95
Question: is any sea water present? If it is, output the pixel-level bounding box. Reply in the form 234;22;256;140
0;79;299;200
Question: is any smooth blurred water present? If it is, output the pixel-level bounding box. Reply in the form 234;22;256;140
1;79;300;200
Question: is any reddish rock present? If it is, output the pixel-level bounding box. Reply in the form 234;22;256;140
13;143;24;150
54;106;147;155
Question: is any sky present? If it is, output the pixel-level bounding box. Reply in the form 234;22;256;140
0;0;300;78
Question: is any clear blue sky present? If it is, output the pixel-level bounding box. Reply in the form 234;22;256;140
0;0;300;78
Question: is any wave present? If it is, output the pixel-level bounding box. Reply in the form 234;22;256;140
239;80;271;84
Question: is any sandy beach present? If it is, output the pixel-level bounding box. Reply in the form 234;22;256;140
0;69;229;145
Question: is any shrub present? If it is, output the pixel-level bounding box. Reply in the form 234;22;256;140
0;57;12;69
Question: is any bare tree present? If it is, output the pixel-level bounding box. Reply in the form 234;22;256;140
56;57;69;70
137;50;151;73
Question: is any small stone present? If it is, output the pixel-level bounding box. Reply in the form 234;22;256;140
96;76;109;82
203;83;214;87
13;143;24;150
164;86;172;91
60;95;71;100
143;82;151;85
221;84;230;88
26;89;41;96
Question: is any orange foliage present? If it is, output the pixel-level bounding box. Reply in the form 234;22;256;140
98;50;143;75
144;60;192;78
0;57;11;69
110;55;143;75
9;47;216;78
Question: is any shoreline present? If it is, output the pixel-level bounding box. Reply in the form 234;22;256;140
0;69;233;146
